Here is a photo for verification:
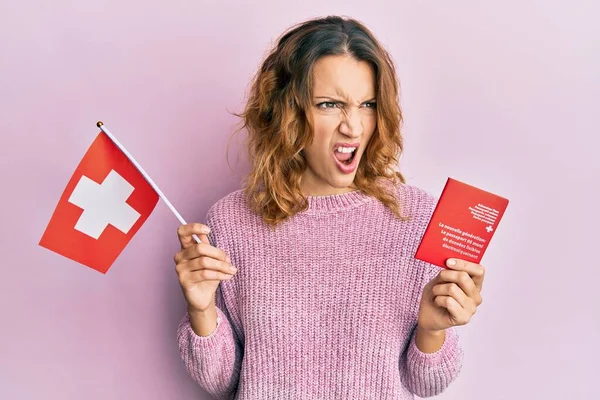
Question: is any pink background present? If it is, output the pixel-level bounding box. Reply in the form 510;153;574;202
1;1;598;399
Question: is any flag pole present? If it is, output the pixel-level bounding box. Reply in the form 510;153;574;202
96;121;201;244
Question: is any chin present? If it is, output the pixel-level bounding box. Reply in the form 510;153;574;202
328;174;357;190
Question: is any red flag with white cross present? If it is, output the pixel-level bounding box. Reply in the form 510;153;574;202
39;130;159;274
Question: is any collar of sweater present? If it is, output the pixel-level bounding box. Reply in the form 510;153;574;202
304;189;374;213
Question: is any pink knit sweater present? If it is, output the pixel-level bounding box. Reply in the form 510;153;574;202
177;183;463;399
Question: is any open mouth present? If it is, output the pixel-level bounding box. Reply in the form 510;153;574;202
333;146;357;165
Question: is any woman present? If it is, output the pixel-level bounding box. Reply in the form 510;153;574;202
174;15;484;400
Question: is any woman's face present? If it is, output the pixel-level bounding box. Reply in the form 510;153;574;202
300;54;377;196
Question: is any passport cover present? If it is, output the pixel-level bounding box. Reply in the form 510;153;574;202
414;177;509;268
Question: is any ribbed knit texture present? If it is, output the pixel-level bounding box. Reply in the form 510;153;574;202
177;182;463;399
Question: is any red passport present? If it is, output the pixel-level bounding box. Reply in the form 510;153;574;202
415;178;509;268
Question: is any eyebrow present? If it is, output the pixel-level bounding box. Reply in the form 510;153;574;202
314;96;377;103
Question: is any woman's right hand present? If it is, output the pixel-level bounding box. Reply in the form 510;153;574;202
174;223;238;313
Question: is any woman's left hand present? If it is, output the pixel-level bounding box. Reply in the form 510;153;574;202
417;258;485;333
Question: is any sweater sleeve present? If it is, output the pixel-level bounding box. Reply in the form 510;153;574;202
400;324;463;397
398;184;464;397
176;285;243;400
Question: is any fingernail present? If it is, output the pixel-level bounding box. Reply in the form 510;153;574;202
230;265;238;273
201;226;211;234
226;256;231;263
446;259;456;267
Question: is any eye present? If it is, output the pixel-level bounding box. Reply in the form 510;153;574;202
316;102;340;109
363;102;377;109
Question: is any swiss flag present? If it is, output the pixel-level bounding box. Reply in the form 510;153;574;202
39;131;159;274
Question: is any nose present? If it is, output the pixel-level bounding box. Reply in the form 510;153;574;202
339;108;364;138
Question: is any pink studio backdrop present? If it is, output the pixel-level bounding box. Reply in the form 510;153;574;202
1;1;598;399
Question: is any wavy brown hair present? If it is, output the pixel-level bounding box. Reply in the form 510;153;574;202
232;15;408;227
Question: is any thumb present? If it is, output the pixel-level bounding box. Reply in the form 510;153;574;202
178;223;211;249
199;234;210;245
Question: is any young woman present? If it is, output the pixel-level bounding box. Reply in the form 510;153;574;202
174;15;484;400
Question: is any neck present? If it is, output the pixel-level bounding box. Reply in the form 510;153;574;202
299;177;358;197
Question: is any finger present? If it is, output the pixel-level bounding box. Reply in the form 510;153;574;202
177;223;211;249
176;256;236;278
446;258;485;291
198;234;210;245
432;283;470;310
434;295;471;325
439;268;480;298
175;242;229;265
186;254;237;275
181;268;235;285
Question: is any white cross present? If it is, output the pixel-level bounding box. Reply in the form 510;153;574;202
68;170;141;239
486;225;494;233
